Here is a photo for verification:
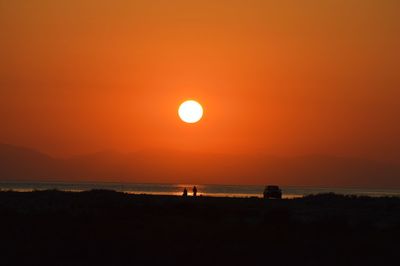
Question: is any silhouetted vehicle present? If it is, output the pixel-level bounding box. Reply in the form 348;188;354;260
263;185;282;199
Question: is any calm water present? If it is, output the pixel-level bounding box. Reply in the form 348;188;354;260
1;181;400;198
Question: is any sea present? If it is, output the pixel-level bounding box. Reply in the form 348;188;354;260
0;181;399;198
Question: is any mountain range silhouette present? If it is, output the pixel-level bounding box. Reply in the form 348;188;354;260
1;143;399;187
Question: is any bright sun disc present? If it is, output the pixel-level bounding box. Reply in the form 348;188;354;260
178;100;203;123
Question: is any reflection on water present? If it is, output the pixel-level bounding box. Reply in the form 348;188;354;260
0;181;400;198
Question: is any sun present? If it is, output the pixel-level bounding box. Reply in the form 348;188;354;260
178;100;203;123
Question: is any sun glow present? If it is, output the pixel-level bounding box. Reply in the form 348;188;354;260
178;100;203;123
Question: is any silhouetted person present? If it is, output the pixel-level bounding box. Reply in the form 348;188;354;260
183;188;188;197
192;186;197;197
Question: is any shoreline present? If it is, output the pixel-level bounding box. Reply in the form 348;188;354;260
2;188;400;199
1;181;400;198
0;188;305;199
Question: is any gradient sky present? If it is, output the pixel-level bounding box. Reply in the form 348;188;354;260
1;0;399;165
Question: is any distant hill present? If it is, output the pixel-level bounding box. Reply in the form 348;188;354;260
0;143;399;187
0;144;60;181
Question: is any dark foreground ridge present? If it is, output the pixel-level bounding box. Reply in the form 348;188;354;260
1;190;399;266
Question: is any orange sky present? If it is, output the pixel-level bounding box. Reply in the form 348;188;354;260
1;0;400;166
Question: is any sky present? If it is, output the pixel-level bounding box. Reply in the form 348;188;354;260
1;0;400;169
